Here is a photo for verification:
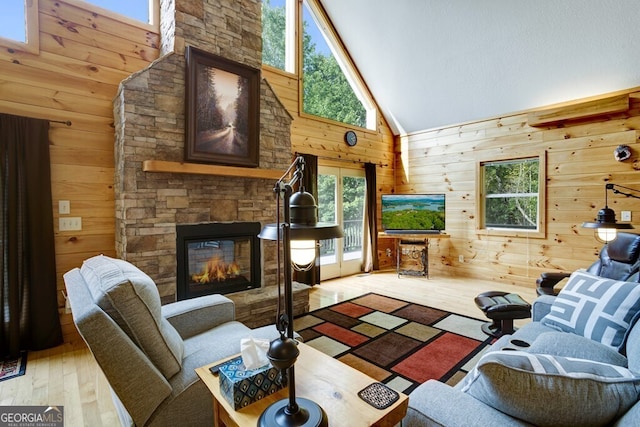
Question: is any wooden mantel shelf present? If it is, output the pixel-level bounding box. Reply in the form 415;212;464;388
142;160;283;180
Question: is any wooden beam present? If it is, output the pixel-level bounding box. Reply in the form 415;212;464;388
142;160;284;180
527;94;629;126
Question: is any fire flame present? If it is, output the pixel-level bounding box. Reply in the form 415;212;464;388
191;256;240;284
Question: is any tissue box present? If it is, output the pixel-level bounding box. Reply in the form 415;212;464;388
218;357;284;409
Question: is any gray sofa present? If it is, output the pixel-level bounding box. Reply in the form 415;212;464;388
64;254;283;427
404;270;640;427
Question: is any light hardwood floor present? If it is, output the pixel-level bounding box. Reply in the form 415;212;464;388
0;271;538;426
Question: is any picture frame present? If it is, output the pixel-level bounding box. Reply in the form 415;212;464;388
185;46;260;167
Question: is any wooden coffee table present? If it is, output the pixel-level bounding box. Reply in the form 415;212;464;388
195;341;408;427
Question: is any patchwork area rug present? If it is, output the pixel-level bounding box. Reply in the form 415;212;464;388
294;293;493;394
0;351;27;382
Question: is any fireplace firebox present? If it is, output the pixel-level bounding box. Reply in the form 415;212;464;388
176;222;261;300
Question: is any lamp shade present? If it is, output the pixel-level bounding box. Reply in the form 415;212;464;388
597;228;619;243
581;206;633;231
258;188;344;241
290;240;316;266
258;222;343;241
582;206;633;243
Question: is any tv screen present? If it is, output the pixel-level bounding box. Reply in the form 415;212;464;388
381;194;446;232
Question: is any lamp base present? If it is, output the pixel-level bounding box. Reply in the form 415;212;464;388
257;397;328;427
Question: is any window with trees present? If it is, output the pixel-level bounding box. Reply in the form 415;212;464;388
261;0;295;73
318;166;366;280
477;154;546;237
261;0;376;130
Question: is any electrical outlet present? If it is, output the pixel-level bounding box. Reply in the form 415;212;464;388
622;211;632;222
459;255;464;262
59;217;82;231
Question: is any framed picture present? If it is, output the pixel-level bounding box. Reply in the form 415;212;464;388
185;46;260;167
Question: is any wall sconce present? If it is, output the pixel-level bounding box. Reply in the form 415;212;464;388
258;156;342;427
582;183;637;243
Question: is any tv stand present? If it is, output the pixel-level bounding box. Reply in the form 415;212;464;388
379;232;450;278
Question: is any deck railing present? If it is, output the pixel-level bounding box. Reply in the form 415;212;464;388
320;219;362;256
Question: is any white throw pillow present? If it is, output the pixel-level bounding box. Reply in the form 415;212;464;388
540;270;640;352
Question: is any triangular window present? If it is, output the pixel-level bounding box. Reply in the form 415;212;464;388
301;0;375;130
261;0;376;130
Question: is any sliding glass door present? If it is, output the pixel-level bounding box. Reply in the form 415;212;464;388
318;166;366;280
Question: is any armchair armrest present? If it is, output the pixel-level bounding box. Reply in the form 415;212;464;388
531;295;556;321
536;271;570;296
162;294;235;339
405;380;532;426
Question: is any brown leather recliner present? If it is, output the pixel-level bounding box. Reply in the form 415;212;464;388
536;232;640;296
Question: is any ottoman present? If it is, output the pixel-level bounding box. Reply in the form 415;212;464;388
474;291;531;337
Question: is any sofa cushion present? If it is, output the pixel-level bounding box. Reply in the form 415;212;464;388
460;350;640;427
527;331;628;367
80;255;184;379
540;270;640;352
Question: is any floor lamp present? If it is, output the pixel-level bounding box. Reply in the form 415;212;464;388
258;156;343;427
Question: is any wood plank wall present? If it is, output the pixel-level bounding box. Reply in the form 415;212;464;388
397;91;640;287
0;0;161;343
0;0;395;344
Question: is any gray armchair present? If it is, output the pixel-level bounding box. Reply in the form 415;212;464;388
64;254;282;426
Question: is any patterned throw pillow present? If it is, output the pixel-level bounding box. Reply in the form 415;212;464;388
540;270;640;352
460;350;640;427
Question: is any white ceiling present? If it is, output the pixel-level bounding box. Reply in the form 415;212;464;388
320;0;640;135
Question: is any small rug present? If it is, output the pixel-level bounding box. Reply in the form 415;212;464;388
294;293;492;394
0;351;27;382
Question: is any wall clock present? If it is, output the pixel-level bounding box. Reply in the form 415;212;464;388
344;130;357;147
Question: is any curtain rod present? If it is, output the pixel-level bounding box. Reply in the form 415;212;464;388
50;119;72;126
1;113;72;126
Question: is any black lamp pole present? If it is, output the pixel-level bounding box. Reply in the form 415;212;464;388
258;156;340;427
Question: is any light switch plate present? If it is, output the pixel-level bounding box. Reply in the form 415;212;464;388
622;211;632;222
59;217;82;231
59;200;70;214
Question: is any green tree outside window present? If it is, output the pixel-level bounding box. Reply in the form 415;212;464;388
262;0;368;128
482;158;540;229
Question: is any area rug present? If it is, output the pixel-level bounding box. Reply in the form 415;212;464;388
294;293;493;394
0;351;27;382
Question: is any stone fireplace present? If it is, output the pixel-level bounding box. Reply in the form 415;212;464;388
112;0;309;326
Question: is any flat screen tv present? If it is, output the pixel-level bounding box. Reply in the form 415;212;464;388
381;194;446;233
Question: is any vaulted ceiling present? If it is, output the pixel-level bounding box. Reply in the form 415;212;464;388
320;0;640;135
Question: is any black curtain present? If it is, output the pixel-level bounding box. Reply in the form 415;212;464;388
365;163;379;270
294;153;319;285
0;113;62;358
